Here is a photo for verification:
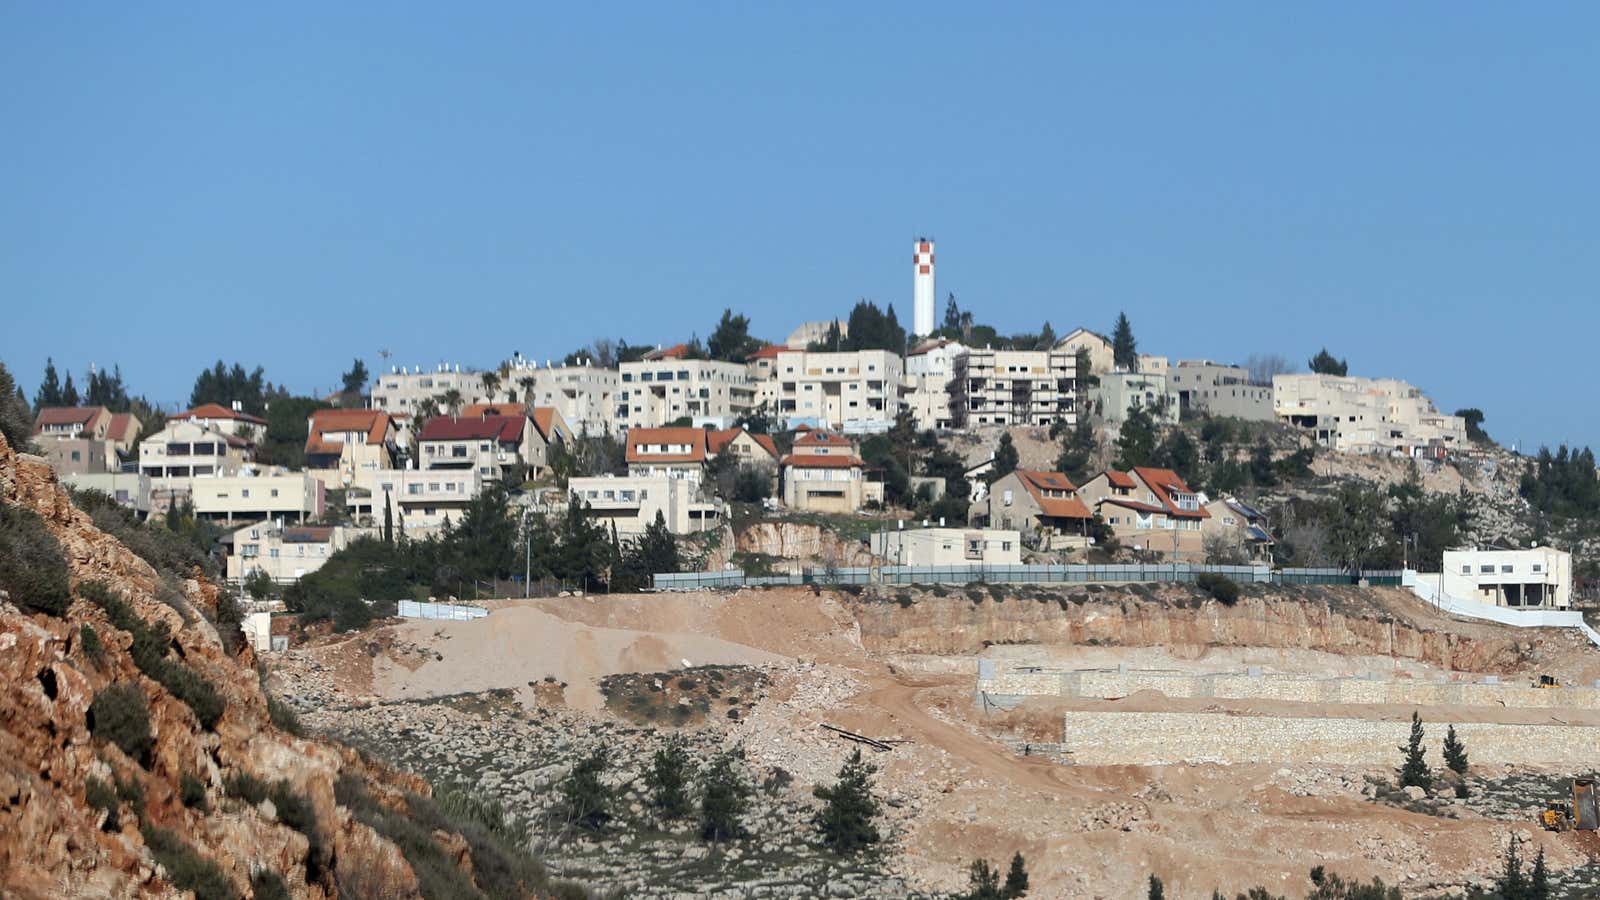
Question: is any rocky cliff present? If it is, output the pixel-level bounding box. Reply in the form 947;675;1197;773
0;432;562;899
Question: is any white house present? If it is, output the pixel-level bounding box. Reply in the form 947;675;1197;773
1440;546;1572;609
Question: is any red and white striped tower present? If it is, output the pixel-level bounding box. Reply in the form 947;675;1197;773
912;237;935;336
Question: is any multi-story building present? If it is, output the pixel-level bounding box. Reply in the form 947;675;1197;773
369;365;488;415
416;414;543;482
1089;371;1178;425
779;429;882;513
1440;546;1572;609
225;522;359;584
968;469;1091;550
764;349;902;431
190;472;324;525
30;406;142;475
616;349;754;429
1054;328;1115;376
707;427;779;471
950;348;1078;428
347;467;483;532
62;470;152;518
504;361;619;436
625;427;709;488
1273;374;1468;456
138;419;254;491
901;338;966;430
786;320;847;350
568;474;723;536
304;409;400;489
169;403;268;443
457;404;572;473
1077;467;1209;560
1165;360;1273;421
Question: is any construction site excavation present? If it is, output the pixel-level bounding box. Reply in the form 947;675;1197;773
271;576;1600;899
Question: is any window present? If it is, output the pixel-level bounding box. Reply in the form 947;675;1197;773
1533;564;1544;573
1461;565;1471;574
1002;490;1013;506
271;489;279;497
269;549;279;559
241;488;250;498
1480;565;1494;574
1501;565;1513;573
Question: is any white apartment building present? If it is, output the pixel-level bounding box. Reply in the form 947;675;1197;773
62;470;153;518
304;409;400;489
1165;360;1274;421
870;528;1022;566
625;427;709;488
616;352;754;429
901;338;967;430
765;349;903;430
1440;547;1572;609
190;472;324;524
1090;371;1179;425
138;419;254;491
568;474;723;536
506;361;619;436
347;467;483;531
226;522;360;584
416;415;540;482
1273;374;1468;456
369;365;488;415
950;348;1078;428
169;403;268;443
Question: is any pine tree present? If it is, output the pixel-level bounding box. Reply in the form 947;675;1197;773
988;433;1020;484
60;371;79;405
1111;312;1138;371
558;749;612;833
1003;851;1030;898
646;736;692;820
1115;406;1158;470
812;748;881;854
964;859;1002;900
1056;416;1097;483
1397;711;1431;789
0;363;33;451
1497;837;1528;900
1308;348;1349;376
34;358;62;409
1531;845;1549;900
1148;874;1165;900
1442;724;1469;777
698;749;750;841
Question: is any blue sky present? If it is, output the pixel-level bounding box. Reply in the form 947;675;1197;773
2;4;1595;451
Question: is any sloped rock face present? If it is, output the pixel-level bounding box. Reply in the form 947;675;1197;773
735;522;873;569
0;432;449;898
850;584;1542;673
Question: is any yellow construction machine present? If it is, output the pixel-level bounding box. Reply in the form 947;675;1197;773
1539;778;1598;831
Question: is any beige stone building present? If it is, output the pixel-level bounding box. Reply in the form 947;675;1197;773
506;361;619;436
138;419;254;491
625;426;709;488
416;411;555;482
169;403;268;443
62;470;152;517
369;365;488;416
568;474;723;536
870;527;1022;566
969;469;1091;550
779;429;882;513
1054;328;1115;376
225;522;360;584
347;467;483;531
901;338;966;430
1089;371;1178;425
1441;547;1572;609
1077;467;1208;559
764;348;903;430
191;472;324;524
786;320;848;350
1200;496;1274;563
1166;361;1274;421
617;348;755;429
950;348;1078;428
304;409;400;489
31;406;142;475
1273;374;1468;456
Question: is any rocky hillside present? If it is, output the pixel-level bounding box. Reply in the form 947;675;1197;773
0;432;580;899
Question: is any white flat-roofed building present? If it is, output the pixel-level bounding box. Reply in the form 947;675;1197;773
951;347;1078;428
370;365;488;415
767;348;903;430
1273;374;1468;457
568;474;723;536
190;471;324;524
871;528;1022;566
347;467;484;531
1441;546;1572;609
617;349;755;430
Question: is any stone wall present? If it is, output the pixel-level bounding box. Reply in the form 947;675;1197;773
1060;711;1600;766
978;668;1600;710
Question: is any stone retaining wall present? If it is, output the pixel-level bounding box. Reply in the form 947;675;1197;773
1060;711;1600;766
978;669;1600;710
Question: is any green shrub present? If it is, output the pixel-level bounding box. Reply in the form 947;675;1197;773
180;772;208;811
249;871;290;900
115;771;145;813
0;504;71;617
267;696;304;737
89;683;153;765
223;771;270;806
85;776;121;831
141;824;239;900
67;487;219;580
1196;572;1240;606
813;748;881;855
158;660;225;730
79;625;105;664
79;580;226;731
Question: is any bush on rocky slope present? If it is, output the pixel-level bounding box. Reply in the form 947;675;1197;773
88;682;153;765
0;503;71;616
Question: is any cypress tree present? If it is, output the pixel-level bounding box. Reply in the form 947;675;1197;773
698;749;750;842
1148;874;1165;900
1531;845;1549;900
1003;851;1030;898
646;735;692;820
1111;312;1137;370
34;358;62;408
813;747;881;854
1442;724;1469;776
1398;711;1431;789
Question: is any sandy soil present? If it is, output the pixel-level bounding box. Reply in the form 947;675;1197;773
287;586;1600;897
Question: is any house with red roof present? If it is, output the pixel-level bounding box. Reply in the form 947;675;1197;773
779;430;883;513
625;426;710;487
30;406;143;475
1076;467;1210;559
707;427;779;469
417;414;540;483
304;409;400;488
970;469;1092;551
170;402;269;442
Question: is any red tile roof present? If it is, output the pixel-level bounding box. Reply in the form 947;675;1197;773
308;409;393;444
1104;471;1137;489
643;344;690;360
462;402;527;418
418;415;526;443
751;433;779;459
173;403;267;426
106;412;139;442
745;345;786;361
1014;469;1091;520
530;407;564;441
781;453;865;469
706;428;782;462
626;427;708;464
32;406;105;433
792;430;853;450
1130;467;1209;520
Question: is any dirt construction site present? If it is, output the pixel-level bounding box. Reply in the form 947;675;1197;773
272;581;1600;898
